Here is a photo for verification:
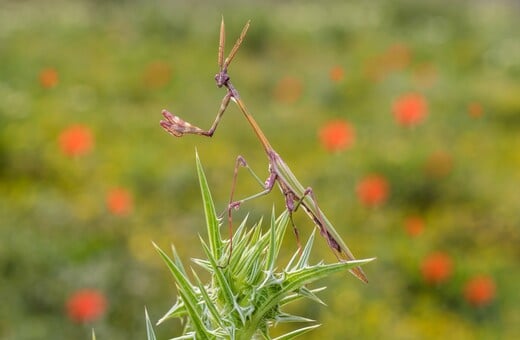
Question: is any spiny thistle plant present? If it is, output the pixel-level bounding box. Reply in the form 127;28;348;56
145;153;373;339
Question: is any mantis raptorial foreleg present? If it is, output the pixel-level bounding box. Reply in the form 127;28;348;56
161;92;232;138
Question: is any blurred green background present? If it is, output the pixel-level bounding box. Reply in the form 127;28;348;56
1;0;519;339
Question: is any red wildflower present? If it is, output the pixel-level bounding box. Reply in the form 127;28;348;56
66;289;106;323
356;174;389;207
392;93;428;127
106;187;133;216
58;125;94;157
274;76;303;104
421;252;453;284
404;216;424;237
464;275;496;307
143;60;172;89
39;67;59;89
468;102;483;118
319;120;355;152
329;66;344;83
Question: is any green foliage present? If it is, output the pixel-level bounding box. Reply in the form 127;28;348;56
150;153;373;338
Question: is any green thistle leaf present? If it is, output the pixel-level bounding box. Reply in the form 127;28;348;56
145;308;157;340
196;150;222;259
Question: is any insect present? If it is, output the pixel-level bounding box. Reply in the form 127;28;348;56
161;18;368;283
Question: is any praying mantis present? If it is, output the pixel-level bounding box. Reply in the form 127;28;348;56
160;18;368;283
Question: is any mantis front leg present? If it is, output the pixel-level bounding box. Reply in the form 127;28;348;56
161;91;232;138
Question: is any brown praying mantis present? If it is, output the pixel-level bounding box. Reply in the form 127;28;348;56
160;18;368;283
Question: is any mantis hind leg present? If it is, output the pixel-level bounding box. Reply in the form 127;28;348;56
295;187;339;251
283;188;319;256
285;202;302;256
